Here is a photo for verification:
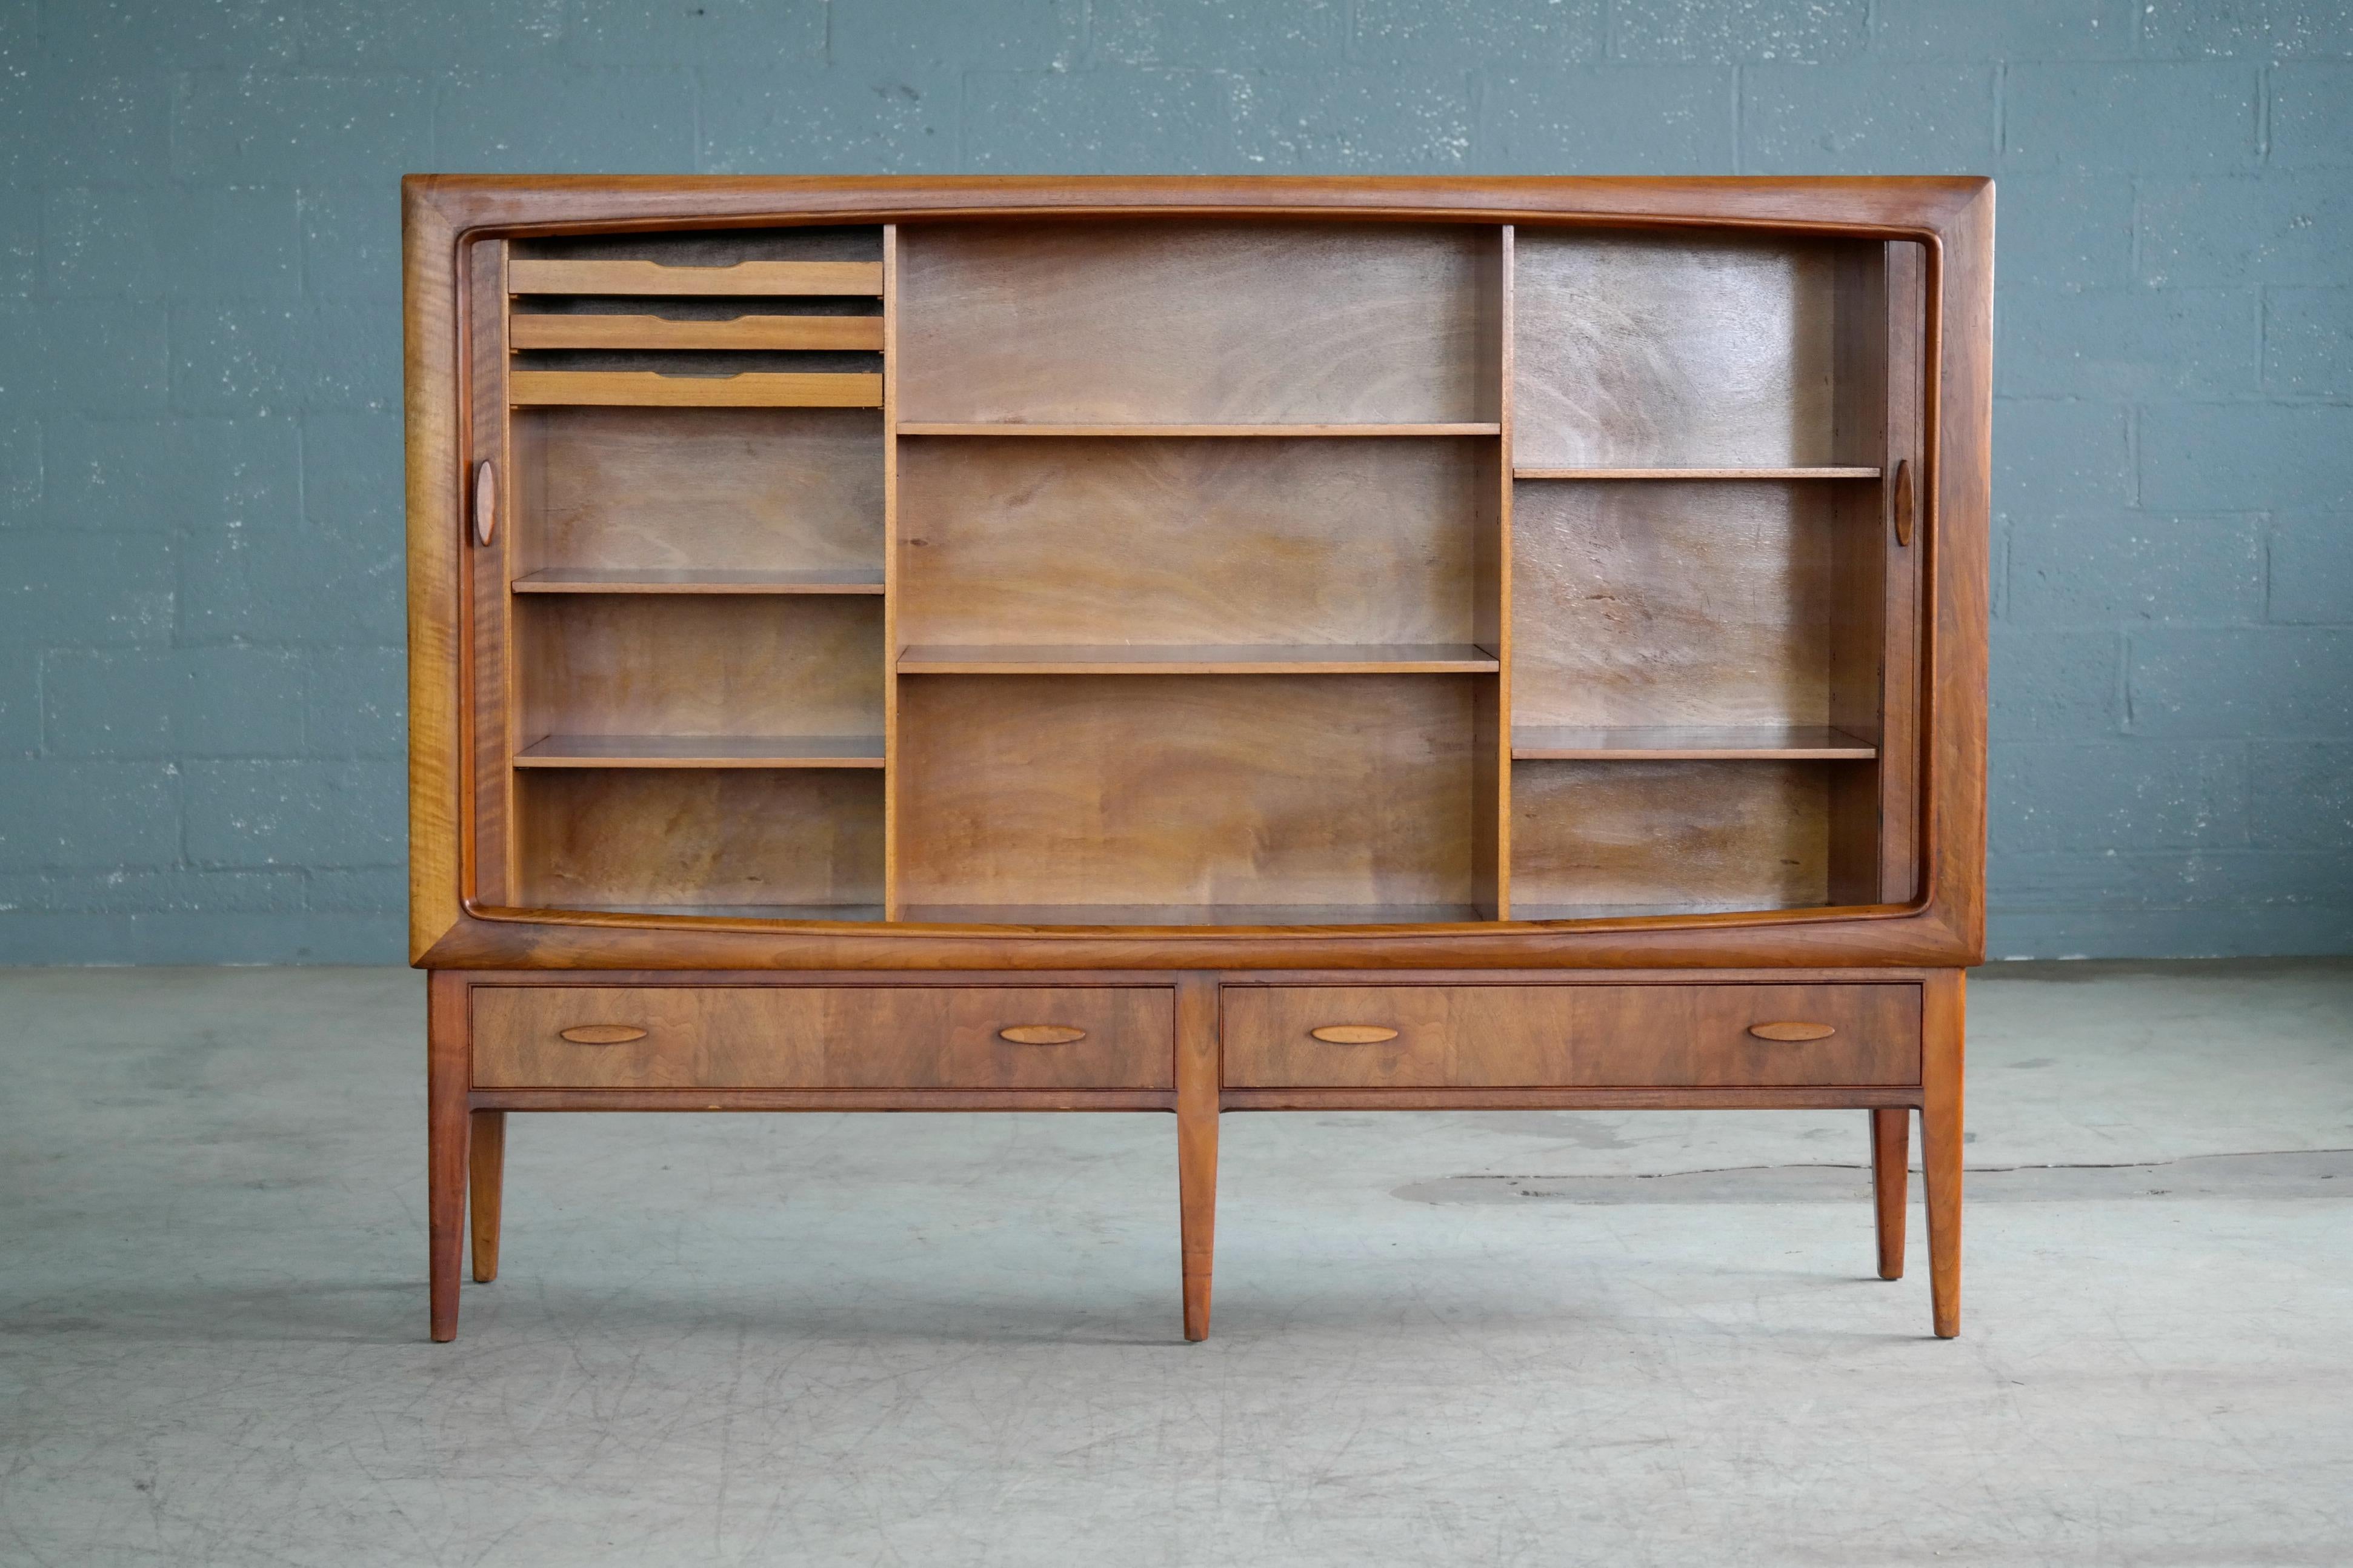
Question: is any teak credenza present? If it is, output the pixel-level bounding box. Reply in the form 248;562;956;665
406;176;1991;1343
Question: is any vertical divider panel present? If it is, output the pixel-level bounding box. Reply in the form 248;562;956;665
1877;241;1928;904
881;225;902;919
1488;225;1516;920
467;238;515;906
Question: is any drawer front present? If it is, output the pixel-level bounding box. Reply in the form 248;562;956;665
473;986;1173;1091
1223;984;1920;1089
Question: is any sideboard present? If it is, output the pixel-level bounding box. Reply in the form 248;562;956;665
405;175;1991;1343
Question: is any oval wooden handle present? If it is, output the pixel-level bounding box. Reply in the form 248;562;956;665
473;459;498;547
999;1025;1086;1045
1311;1025;1400;1045
1749;1022;1836;1042
559;1024;646;1045
1892;458;1914;548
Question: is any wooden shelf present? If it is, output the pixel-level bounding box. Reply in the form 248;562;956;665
897;422;1500;438
508;259;883;297
510;314;884;352
897;904;1489;928
1512;903;1795;922
1511;726;1878;760
511;371;882;408
557;903;889;922
897;643;1500;676
516;734;885;769
513;568;884;595
1513;466;1880;480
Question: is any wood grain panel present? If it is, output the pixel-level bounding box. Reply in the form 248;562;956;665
1511;759;1843;914
518;595;882;741
1511;479;1848;730
897;674;1482;911
897;436;1488;648
472;984;1172;1089
1222;982;1920;1088
516;407;880;574
515;769;882;912
466;238;516;907
897;222;1497;425
1514;231;1859;468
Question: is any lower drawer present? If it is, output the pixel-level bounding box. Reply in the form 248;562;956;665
1222;983;1920;1089
471;985;1174;1091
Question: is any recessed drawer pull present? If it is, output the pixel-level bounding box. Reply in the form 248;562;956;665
559;1025;647;1045
1749;1021;1837;1042
1311;1025;1400;1045
472;459;497;547
999;1025;1087;1045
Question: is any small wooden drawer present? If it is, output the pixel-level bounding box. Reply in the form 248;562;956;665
472;985;1173;1091
1222;983;1920;1089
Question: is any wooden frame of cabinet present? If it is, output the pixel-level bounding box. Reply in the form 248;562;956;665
407;176;1991;1344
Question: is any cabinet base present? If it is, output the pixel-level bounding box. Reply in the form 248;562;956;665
425;968;1965;1343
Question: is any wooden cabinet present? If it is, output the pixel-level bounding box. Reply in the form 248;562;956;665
407;176;1991;1346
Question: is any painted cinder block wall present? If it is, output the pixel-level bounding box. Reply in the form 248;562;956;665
1;1;2348;963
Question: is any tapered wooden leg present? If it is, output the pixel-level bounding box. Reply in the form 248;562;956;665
1920;969;1966;1338
427;971;470;1343
1871;1107;1909;1280
469;1109;505;1283
1174;972;1220;1342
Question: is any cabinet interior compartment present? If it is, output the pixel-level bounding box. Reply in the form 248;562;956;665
895;674;1491;922
1510;478;1884;736
510;407;884;586
896;436;1497;652
896;221;1502;427
514;768;884;919
471;211;1915;930
515;595;884;756
1512;230;1885;471
1511;757;1879;919
1506;472;1888;917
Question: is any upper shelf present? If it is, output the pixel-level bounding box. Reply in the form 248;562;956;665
1514;466;1880;481
898;644;1500;676
899;422;1500;438
510;314;884;353
516;734;885;769
508;259;884;297
1511;726;1878;760
896;903;1490;928
510;371;882;408
513;568;885;595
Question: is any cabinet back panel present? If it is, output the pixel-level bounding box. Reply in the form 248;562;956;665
897;674;1480;908
897;222;1500;425
1514;232;1871;468
898;437;1489;646
513;407;882;574
1513;479;1858;730
1511;759;1837;914
518;596;884;740
516;769;884;912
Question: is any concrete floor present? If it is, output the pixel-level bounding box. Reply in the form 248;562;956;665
2;963;2349;1566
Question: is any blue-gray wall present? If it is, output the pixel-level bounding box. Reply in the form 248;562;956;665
1;1;2348;963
